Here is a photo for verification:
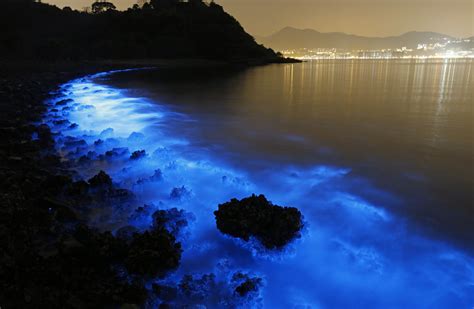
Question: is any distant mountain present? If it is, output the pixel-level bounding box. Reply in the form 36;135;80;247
257;27;456;51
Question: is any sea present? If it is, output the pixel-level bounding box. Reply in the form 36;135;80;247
49;59;474;308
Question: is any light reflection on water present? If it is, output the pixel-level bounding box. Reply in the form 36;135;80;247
106;59;473;247
45;60;474;308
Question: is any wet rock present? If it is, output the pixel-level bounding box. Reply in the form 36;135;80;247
108;188;134;202
77;155;92;165
116;225;139;243
150;169;163;181
137;169;163;184
63;137;87;148
232;273;263;297
179;274;216;301
214;194;303;249
170;186;191;200
41;174;73;195
130;150;146;160
41;154;62;167
88;171;113;188
105;147;130;159
125;230;181;277
55;98;73;106
128;204;153;223
94;139;104;146
66;180;90;196
0;68;187;309
36;124;54;147
152;284;178;302
152;208;189;236
53;119;70;126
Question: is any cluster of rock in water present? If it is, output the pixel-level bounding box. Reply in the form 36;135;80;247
0;72;304;308
214;194;304;249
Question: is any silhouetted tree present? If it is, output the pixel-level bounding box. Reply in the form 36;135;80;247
91;1;116;14
142;2;152;10
150;0;178;10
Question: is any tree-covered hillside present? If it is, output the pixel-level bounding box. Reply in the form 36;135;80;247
0;0;289;63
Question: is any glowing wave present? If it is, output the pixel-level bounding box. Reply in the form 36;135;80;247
43;70;474;308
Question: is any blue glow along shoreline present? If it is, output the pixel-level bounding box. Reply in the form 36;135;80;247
43;69;474;308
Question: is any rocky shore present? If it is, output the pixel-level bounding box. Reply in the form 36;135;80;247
0;61;306;308
0;62;177;308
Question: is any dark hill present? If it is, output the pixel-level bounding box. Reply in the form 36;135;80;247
258;27;455;51
0;0;293;64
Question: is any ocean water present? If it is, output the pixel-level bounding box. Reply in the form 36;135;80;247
46;59;473;308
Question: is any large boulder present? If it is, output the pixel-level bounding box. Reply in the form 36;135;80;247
214;194;303;249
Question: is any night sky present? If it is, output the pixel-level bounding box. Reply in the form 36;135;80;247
44;0;473;38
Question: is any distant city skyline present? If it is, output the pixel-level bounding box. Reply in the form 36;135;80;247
43;0;473;38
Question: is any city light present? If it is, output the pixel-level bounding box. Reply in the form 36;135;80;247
282;38;474;60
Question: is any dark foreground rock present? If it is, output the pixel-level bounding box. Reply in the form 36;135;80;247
214;194;303;249
0;63;183;308
153;271;263;307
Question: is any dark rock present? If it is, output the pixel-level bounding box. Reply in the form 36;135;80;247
170;186;191;200
41;174;72;195
128;204;153;222
77;155;91;165
36;124;54;146
94;139;103;146
233;273;262;297
116;225;139;243
125;230;181;277
130;150;146;160
88;171;112;188
105;147;130;158
214;194;303;249
53;119;70;126
63;137;87;148
66;180;90;196
41;154;62;166
152;208;188;236
0;67;188;309
55;98;73;106
150;169;163;181
152;284;178;302
179;273;216;301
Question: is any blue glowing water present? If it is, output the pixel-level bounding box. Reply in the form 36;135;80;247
44;61;474;308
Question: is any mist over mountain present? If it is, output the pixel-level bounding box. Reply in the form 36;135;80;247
257;27;458;51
